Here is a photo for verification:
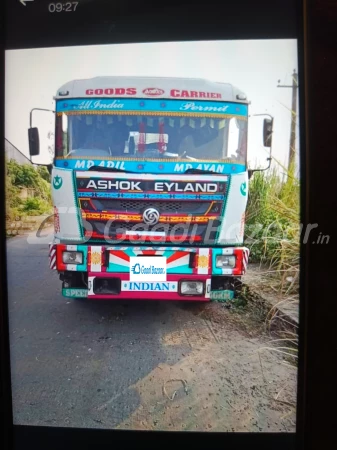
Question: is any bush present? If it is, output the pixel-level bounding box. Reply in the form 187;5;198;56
19;197;52;215
7;160;39;188
245;163;300;293
37;166;51;183
6;159;52;219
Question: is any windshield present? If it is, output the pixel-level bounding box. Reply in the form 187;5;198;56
55;109;247;163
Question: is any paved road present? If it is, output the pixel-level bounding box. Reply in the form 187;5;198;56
7;232;297;432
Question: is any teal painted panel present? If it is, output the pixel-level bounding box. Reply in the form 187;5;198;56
212;248;223;275
210;290;234;301
76;245;88;271
62;288;88;298
107;262;129;272
167;266;193;274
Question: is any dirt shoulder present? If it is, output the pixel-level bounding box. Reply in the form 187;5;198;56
242;263;299;331
114;302;297;432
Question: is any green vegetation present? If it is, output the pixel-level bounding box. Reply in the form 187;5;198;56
6;159;52;220
245;163;300;294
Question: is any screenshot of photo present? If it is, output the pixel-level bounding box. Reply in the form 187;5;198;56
5;38;299;433
3;0;312;446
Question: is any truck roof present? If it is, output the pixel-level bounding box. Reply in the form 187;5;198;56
55;76;248;103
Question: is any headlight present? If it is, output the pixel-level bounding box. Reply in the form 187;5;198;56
180;281;204;296
216;255;236;268
62;251;83;264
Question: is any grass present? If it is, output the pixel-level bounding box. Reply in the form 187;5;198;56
6;159;52;222
245;160;300;295
244;159;300;367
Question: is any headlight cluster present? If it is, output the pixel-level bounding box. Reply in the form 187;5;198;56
215;255;236;268
62;251;83;264
180;281;204;296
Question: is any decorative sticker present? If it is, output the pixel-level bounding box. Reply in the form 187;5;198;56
56;98;248;117
90;251;101;265
55;158;246;174
240;181;247;196
53;174;63;190
197;255;209;269
54;206;60;233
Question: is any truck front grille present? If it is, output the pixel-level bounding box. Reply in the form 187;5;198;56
93;221;207;235
90;199;211;214
84;219;220;244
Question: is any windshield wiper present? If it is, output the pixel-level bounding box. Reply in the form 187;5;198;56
184;168;215;174
88;166;135;173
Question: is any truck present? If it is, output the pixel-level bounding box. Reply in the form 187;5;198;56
28;76;272;301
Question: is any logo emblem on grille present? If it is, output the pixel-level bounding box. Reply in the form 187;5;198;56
142;208;160;225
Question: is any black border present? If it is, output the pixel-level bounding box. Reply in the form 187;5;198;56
1;3;13;450
296;1;337;449
5;0;298;49
3;1;336;449
13;426;297;449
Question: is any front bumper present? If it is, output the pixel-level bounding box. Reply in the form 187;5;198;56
50;244;249;300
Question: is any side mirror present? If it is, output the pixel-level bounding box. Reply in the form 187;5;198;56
263;118;273;147
28;127;40;156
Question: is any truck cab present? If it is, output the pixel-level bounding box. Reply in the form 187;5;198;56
28;76;271;301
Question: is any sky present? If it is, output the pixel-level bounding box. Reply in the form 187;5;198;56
5;40;299;170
